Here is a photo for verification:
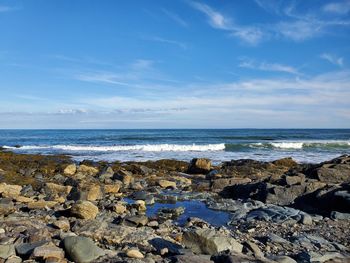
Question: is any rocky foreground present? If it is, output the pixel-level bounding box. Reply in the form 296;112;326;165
0;150;350;263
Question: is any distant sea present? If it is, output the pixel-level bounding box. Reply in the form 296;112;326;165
1;129;350;163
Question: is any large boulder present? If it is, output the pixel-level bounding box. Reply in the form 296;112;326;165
187;158;212;174
70;201;99;219
63;236;105;263
182;228;242;255
0;183;22;198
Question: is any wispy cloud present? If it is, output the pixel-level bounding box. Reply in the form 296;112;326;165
0;5;18;12
146;36;188;49
130;59;155;70
162;8;188;27
323;0;350;15
239;58;300;75
320;53;344;66
190;1;264;45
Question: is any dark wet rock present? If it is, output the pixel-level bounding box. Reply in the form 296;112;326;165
210;177;251;192
211;253;263;263
149;238;183;255
187;158;212;174
63;236;105;263
183;228;243;255
283;173;305;186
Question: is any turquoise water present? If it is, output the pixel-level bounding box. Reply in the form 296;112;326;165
0;129;349;163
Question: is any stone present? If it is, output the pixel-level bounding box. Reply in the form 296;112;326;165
0;244;15;259
126;249;144;259
104;184;120;194
63;236;105;263
187;158;212;174
331;211;350;220
125;215;148;226
45;183;72;196
134;200;146;211
171;254;212;263
15;241;48;257
300;213;313;225
63;164;77;176
0;183;22;198
99;167;114;181
122;174;134;186
5;255;22;263
113;203;127;214
77;165;99;176
0;198;15;216
28;200;58;209
284;174;305;186
70;201;99;219
182;228;243;255
14;195;34;203
32;244;65;260
244;241;264;258
158;180;176;189
86;184;103;201
53;219;70;231
270;255;297;263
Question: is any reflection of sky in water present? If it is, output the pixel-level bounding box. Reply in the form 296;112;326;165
126;199;231;227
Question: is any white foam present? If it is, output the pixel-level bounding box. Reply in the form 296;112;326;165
270;142;304;149
3;143;226;152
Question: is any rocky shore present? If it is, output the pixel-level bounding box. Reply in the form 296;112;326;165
0;150;350;263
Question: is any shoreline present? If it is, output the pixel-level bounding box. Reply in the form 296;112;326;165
0;150;350;262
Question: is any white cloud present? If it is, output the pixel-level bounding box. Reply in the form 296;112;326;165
320;53;344;66
162;8;188;27
190;1;264;45
130;59;154;70
323;0;350;15
239;58;299;74
147;36;188;49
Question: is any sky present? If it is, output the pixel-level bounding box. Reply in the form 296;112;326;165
0;0;350;129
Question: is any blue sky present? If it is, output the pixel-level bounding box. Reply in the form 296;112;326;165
0;0;350;128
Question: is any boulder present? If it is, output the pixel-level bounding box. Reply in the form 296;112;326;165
32;244;65;261
104;183;121;194
182;228;242;255
63;164;77;176
63;236;105;263
188;158;212;174
158;179;176;189
86;184;103;201
126;249;144;259
0;198;15;216
0;244;15;259
45;182;72;196
77;164;99;176
28;200;58;209
0;183;22;198
70;201;99;219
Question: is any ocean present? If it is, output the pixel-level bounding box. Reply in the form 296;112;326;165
1;129;350;163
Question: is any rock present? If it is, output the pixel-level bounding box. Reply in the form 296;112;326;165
0;198;15;216
53;219;70;231
158;180;176;189
331;211;350;220
170;254;212;263
182;228;242;255
0;183;22;198
70;201;99;219
64;164;77;176
134;200;147;211
99;167;114;181
187;158;212;174
27;200;58;209
125;215;148;226
63;236;105;263
113;203;127;214
77;165;99;176
0;244;15;259
14;195;34;203
211;177;251;192
32;244;65;260
15;240;48;257
5;255;22;263
122;174;134;186
45;183;72;196
86;184;103;201
284;174;305;186
126;249;144;259
270;255;297;263
104;183;120;194
272;157;297;168
149;238;183;255
313;161;350;183
244;241;264;258
300;213;313;225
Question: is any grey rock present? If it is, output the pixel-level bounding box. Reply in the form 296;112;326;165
270;255;297;263
183;228;242;255
0;198;15;216
124;215;149;226
15;240;48;257
0;244;15;259
300;213;313;225
63;236;105;263
331;211;350;220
